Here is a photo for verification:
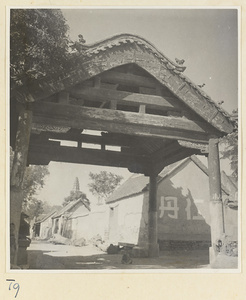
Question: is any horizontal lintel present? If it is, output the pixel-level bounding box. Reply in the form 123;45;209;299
28;143;149;170
68;85;179;111
31;102;210;143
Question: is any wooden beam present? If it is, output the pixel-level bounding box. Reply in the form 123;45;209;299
28;142;149;170
101;70;158;89
148;140;181;163
93;76;101;88
31;102;210;143
148;174;159;257
30;131;135;148
155;147;199;172
58;91;69;104
68;86;179;111
139;104;146;114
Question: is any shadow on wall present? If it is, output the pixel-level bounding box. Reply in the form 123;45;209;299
138;178;211;251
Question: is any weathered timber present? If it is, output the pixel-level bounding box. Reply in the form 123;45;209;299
12;34;234;135
27;143;149;170
10;107;33;266
58;91;69;104
93;76;101;88
101;70;157;89
151;147;199;175
110;100;117;110
148;140;181;163
139;86;157;95
31;102;211;142
11;108;33;187
178;140;209;154
148;174;159;257
139;104;146;114
30;131;135;148
208;138;225;266
134;60;234;134
68;86;179;111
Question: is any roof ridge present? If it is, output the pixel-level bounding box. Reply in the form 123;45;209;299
83;33;186;72
82;34;233;123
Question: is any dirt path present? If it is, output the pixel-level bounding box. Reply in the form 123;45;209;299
27;240;211;270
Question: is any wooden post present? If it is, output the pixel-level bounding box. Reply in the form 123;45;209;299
10;106;33;267
208;137;225;264
148;173;159;257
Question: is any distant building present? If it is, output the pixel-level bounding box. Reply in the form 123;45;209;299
34;211;57;239
51;198;90;239
68;204;109;242
106;155;238;251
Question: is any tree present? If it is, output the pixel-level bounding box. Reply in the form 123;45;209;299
10;147;50;219
220;109;238;180
88;171;124;205
10;9;71;90
22;198;45;219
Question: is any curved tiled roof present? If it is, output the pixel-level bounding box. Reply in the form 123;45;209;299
80;34;233;125
81;33;186;72
12;33;235;134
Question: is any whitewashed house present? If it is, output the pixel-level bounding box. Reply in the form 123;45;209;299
106;156;238;251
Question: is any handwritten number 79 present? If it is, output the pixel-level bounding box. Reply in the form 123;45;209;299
7;280;20;298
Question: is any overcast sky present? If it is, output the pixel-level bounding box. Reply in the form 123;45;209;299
37;8;238;207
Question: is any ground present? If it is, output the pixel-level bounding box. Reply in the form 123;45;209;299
26;240;213;270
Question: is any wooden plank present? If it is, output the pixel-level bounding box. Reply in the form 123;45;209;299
148;141;181;163
101;70;158;88
58;91;69;104
68;86;179;111
110;100;117;110
31;102;211;142
139;104;146;114
30;132;135;148
93;76;101;88
28;143;149;170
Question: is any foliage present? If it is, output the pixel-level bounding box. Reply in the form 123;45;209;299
10;9;71;90
22;197;44;218
220;131;238;180
21;165;50;204
62;190;88;207
62;177;89;207
220;109;238;180
88;171;124;204
10;147;50;219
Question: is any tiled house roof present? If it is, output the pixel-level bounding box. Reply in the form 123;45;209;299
106;156;236;203
52;198;90;219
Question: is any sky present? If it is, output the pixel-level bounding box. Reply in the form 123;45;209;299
37;8;239;207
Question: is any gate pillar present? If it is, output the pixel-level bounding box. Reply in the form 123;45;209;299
208;137;225;265
10;106;32;266
148;173;159;257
